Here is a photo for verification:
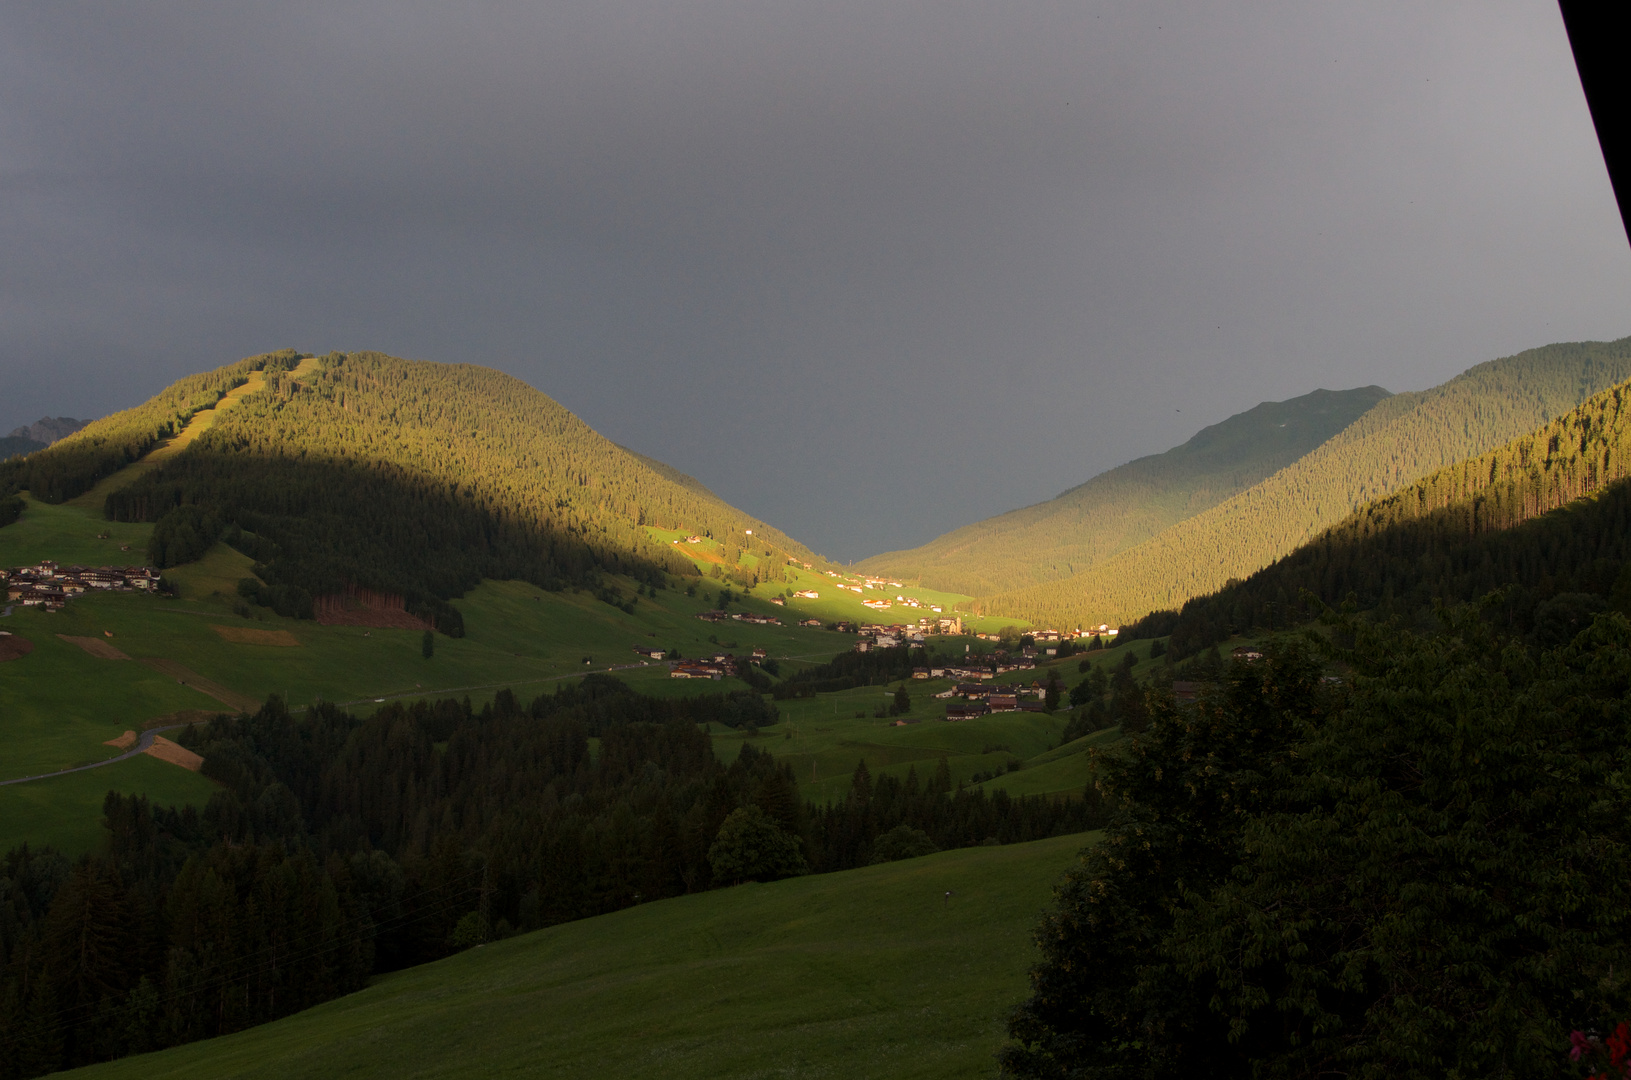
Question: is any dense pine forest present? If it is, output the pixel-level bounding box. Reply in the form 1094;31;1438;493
1126;377;1631;656
976;338;1631;629
1003;614;1631;1077
0;357;269;504
860;386;1389;596
0;350;816;631
0;676;1092;1078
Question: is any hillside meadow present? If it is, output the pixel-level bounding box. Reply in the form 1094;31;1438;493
60;832;1093;1080
0;491;1067;856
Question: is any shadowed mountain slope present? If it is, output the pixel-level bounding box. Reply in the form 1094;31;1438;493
858;386;1390;596
977;337;1631;628
0;350;813;631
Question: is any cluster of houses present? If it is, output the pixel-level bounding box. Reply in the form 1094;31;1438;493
695;610;783;626
2;560;160;611
935;680;1052;720
668;646;771;680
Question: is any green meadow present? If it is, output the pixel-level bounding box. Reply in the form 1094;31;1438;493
0;756;216;856
2;493;1139;857
64;831;1092;1080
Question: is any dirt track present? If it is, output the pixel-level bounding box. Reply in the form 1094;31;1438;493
144;736;204;771
137;658;261;713
57;634;131;659
210;625;301;647
0;633;33;661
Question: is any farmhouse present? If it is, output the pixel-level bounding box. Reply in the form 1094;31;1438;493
670;658;729;680
945;700;991;720
633;646;667;660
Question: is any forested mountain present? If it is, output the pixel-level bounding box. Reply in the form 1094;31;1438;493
978;337;1631;628
1128;374;1631;655
858;386;1389;596
0;350;815;632
3;359;263;504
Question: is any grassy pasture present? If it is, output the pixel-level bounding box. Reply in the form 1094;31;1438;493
2;491;1121;859
64;831;1092;1080
0;495;153;568
0;755;218;856
0;496;866;852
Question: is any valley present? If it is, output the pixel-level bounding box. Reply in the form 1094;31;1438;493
4;339;1631;1078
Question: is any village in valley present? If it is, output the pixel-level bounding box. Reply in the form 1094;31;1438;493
635;543;1131;721
1;559;162;611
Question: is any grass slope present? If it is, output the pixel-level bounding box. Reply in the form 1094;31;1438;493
980;336;1631;627
860;385;1390;596
64;832;1090;1080
0;491;861;853
0;757;217;856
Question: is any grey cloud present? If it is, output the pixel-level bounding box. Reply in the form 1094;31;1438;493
1;1;1626;559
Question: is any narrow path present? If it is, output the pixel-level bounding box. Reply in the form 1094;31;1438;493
0;723;197;788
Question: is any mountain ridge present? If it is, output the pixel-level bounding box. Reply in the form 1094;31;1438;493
858;386;1392;596
976;337;1631;628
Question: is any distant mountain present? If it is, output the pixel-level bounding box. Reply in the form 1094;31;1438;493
1135;371;1631;655
7;415;88;444
1;350;813;632
977;337;1631;629
857;386;1391;596
0;436;45;461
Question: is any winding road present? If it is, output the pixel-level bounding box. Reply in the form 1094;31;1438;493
0;723;196;788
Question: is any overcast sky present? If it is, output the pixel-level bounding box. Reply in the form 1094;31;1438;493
2;2;1627;560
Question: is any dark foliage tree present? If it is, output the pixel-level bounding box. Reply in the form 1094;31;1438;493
1002;612;1631;1078
707;807;807;885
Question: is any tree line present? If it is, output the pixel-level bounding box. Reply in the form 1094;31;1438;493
0;353;286;505
0;676;1093;1077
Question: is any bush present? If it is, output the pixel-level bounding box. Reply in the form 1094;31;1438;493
869;825;938;864
708;806;807;885
720;690;778;729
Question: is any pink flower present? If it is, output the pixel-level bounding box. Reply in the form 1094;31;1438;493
1574;1030;1596;1062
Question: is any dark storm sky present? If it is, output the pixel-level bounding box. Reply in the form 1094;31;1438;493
2;2;1627;561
